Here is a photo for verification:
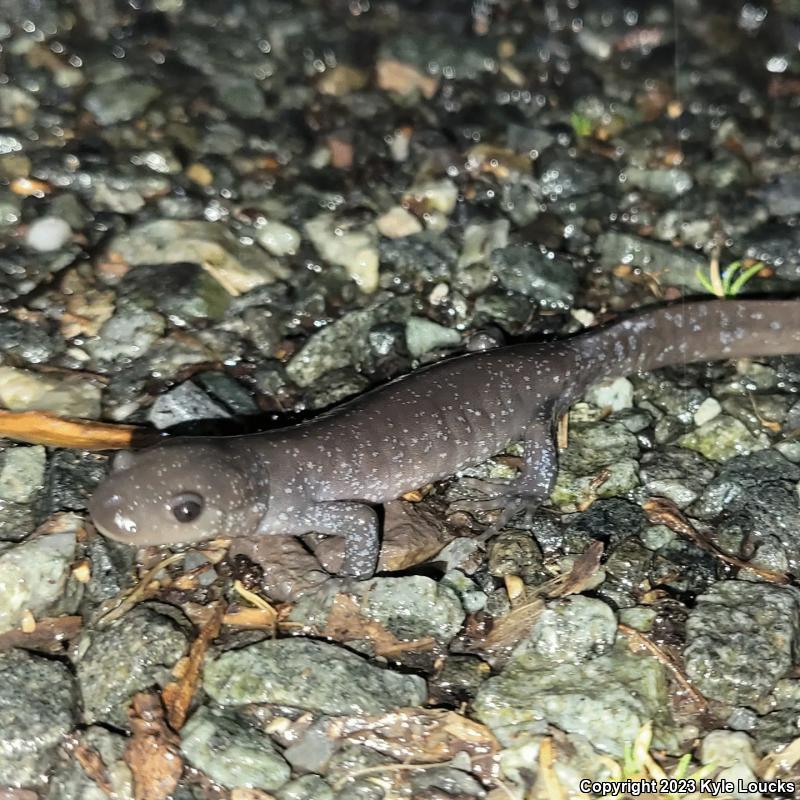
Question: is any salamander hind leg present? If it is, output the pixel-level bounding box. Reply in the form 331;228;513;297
299;501;380;579
450;431;558;539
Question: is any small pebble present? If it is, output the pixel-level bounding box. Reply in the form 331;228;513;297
693;397;722;426
24;216;71;252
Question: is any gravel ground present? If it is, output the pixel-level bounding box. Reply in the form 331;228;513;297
0;0;800;798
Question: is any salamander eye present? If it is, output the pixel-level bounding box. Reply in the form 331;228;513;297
169;493;204;523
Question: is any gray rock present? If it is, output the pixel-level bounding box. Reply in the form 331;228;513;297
286;297;412;387
0;649;77;788
596;231;707;291
214;75;267;119
0;318;63;364
531;596;617;663
120;262;231;324
282;719;336;774
0;527;82;634
304;213;379;292
473;292;536;330
0;366;102;419
380;232;458;284
410;766;486;798
357;575;465;643
639;447;717;508
88;303;165;365
685;581;800;705
327;743;396;799
193;371;259;416
441;570;487;613
277;774;335;800
80;534;137;610
562;498;646;553
491;245;578;311
559;420;640;473
46;726;132;800
624;166;693;197
473;639;679;757
677;415;769;462
537;151;617;200
0;498;36;542
204;638;426;715
552;457;639;509
147;380;233;429
691;450;800;519
107;219;287;295
180;706;290;791
77;606;189;727
0;445;45;504
759;173;800;217
380;30;496;80
84;78;160;125
43;449;107;513
405;316;461;358
0;248;77;304
685;452;800;574
741;223;800;282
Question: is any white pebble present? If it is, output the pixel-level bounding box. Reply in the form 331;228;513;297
255;219;301;256
24;216;72;252
585;376;634;412
376;206;422;239
693;397;721;426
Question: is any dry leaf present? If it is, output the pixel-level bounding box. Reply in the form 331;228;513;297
643;497;789;584
94;552;186;627
457;600;544;669
75;740;114;796
0;615;81;653
534;736;566;800
10;177;52;196
324;593;436;659
0;790;39;800
760;733;800;779
337;707;499;781
313;500;454;575
223;607;279;629
230;790;277;800
544;540;604;598
124;692;182;800
504;575;524;602
379;500;455;570
618;623;707;712
162;603;223;730
229;535;330;603
376;59;439;98
557;413;569;450
0;409;149;450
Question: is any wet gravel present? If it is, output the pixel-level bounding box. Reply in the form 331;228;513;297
0;0;800;797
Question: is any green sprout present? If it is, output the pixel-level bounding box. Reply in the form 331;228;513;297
695;259;765;298
570;111;594;138
599;721;717;800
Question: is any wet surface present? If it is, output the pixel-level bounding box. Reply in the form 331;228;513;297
0;0;800;797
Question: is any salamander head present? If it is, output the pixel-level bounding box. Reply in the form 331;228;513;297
89;440;266;546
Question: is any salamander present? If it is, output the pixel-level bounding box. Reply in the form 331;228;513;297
89;298;800;578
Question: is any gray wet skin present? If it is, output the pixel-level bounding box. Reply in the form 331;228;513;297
89;298;800;578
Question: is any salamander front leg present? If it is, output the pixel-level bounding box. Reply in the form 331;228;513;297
297;501;380;579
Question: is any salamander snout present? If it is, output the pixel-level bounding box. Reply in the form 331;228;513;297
88;440;267;547
88;484;140;538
